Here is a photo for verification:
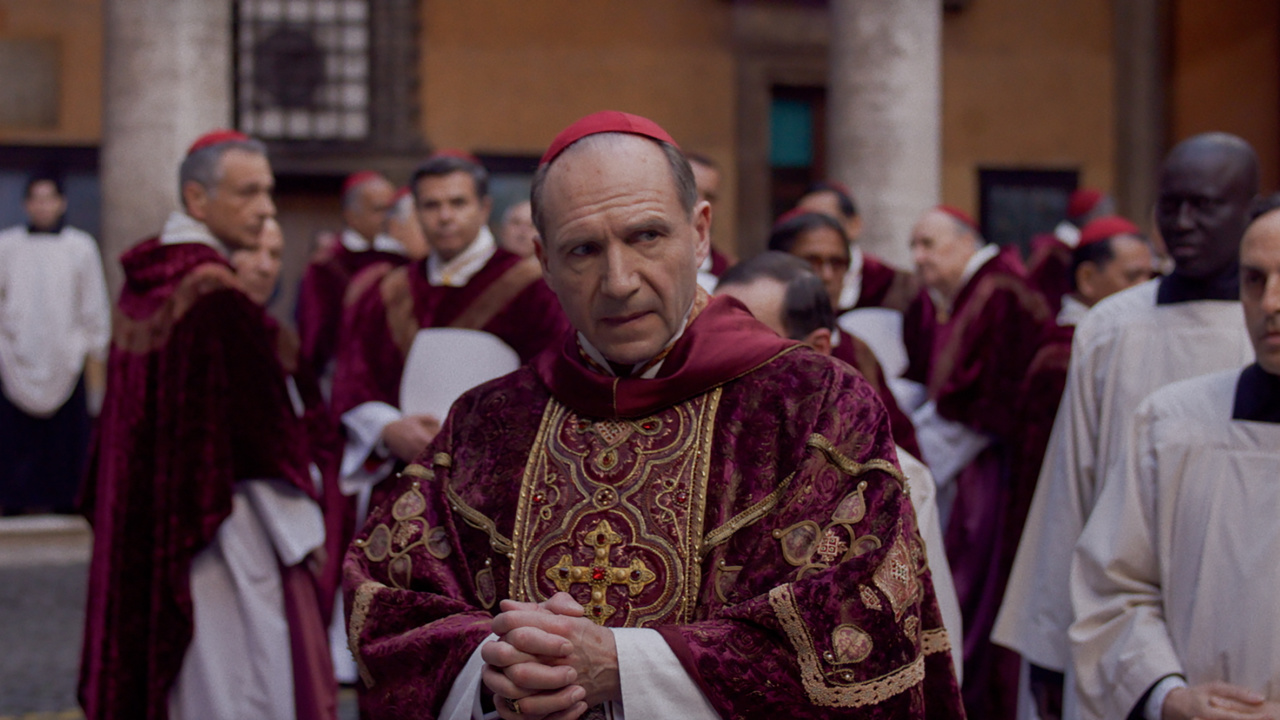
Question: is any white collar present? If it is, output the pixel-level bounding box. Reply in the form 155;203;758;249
1057;294;1090;327
426;226;496;287
698;252;713;273
1054;220;1081;248
341;228;408;255
159;211;230;257
929;243;999;313
577;301;695;379
837;245;866;310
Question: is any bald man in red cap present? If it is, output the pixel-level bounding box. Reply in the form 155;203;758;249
296;170;411;385
80;130;336;720
899;204;1051;720
343;111;964;719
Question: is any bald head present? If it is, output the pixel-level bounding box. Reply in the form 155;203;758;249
1156;132;1259;280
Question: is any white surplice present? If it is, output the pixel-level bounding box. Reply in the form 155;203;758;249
168;480;326;720
994;280;1254;677
1069;368;1280;720
0;224;110;416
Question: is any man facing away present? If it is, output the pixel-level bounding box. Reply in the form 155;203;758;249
714;250;964;680
901;205;1051;720
296;169;409;383
343;111;964;719
0;173;110;514
994;132;1260;720
1069;195;1280;720
79;130;333;720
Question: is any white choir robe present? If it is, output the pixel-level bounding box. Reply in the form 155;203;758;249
1068;368;1280;720
993;279;1254;684
168;479;326;720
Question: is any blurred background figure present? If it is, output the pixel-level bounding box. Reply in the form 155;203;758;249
0;173;110;515
386;187;430;260
496;198;537;258
687;152;735;290
1025;188;1118;315
230;216;285;306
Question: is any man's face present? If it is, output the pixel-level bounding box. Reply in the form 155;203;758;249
230;220;284;306
1240;210;1280;374
1155;148;1254;280
1079;234;1155;306
345;177;395;242
186;149;276;251
24;180;67;232
716;278;787;337
537;136;711;366
798;190;861;242
415;171;491;262
690;161;721;210
788;225;849;306
499;201;538;258
910;210;977;298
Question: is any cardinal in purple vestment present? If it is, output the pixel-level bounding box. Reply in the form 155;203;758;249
902;206;1051;720
344;111;963;720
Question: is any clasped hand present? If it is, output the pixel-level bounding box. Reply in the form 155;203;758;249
481;592;620;720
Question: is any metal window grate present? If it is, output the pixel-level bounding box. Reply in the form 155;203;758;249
235;0;371;141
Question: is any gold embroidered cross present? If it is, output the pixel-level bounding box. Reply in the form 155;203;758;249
546;519;656;624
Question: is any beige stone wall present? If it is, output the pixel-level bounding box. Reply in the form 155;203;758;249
417;0;739;255
0;0;102;144
1170;0;1280;193
940;0;1116;217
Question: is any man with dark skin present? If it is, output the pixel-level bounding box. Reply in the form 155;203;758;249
995;133;1260;720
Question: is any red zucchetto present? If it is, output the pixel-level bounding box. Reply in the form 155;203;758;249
1078;215;1141;247
186;129;251;156
540;111;679;167
936;205;978;234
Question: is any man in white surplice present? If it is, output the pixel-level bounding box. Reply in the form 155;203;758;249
993;133;1261;720
1069;197;1280;720
0;175;110;514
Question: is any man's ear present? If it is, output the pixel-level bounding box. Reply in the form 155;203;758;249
803;327;834;356
692;200;712;267
846;215;864;243
182;180;209;222
1076;261;1100;304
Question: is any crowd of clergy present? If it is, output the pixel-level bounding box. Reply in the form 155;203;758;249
0;109;1276;720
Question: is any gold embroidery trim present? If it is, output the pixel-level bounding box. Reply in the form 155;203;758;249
348;580;383;689
702;470;797;553
434;452;453;468
921;627;951;656
509;397;562;599
402;463;434;481
807;434;906;487
445;482;514;555
768;583;924;708
681;386;719;618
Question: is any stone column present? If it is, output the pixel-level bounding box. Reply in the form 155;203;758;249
826;0;941;268
100;0;233;293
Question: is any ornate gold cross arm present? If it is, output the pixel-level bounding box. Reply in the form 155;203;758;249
544;519;657;624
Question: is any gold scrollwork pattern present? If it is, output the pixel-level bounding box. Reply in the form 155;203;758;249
806;434;907;487
768;583;925;707
354;481;452;591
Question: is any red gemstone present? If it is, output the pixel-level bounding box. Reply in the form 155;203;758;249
642;421;657;430
533;492;545;503
676;491;688;503
596;533;606;544
591;567;606;581
592;606;602;616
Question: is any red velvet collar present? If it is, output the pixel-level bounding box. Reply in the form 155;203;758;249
532;295;799;419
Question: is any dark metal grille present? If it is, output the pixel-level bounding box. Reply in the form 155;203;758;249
235;0;371;141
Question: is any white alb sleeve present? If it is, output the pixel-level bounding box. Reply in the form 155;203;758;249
239;479;325;566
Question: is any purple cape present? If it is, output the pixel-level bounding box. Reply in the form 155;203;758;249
344;295;964;719
79;239;322;719
296;242;410;378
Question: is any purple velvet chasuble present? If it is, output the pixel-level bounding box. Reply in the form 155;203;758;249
344;295;964;719
79;239;320;720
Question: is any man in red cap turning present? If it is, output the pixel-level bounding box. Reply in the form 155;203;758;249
79;130;335;719
296;170;412;386
343;111;964;719
900;204;1051;720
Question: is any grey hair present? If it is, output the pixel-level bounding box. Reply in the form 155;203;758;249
529;132;697;240
178;138;268;211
